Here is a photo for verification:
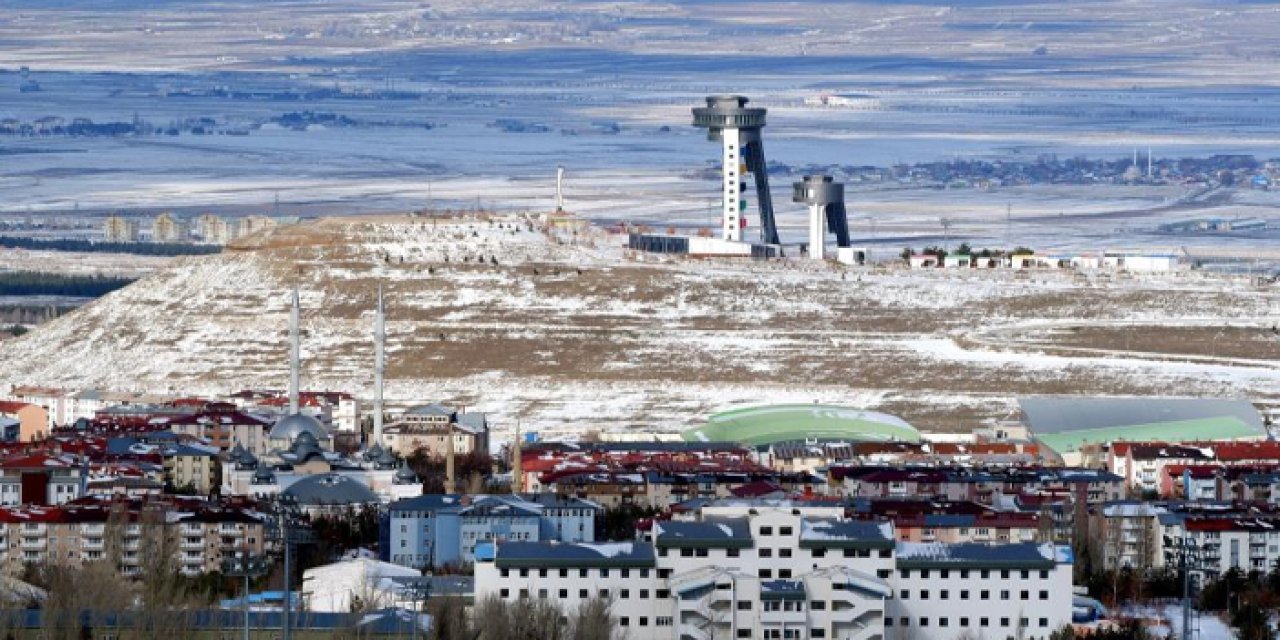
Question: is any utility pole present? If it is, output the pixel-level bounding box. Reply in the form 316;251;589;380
1163;533;1203;640
223;552;270;640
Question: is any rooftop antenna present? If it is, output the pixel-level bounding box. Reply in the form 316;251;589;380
555;165;565;212
288;287;300;415
373;284;385;445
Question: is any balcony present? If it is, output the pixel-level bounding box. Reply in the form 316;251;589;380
82;538;104;551
20;539;45;550
180;525;203;536
181;538;205;550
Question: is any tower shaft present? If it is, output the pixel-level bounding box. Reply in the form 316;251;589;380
373;285;385;444
288;288;300;415
692;95;779;245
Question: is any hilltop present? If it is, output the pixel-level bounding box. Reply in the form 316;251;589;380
2;214;1277;438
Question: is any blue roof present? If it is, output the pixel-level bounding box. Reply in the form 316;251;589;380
494;541;655;568
654;518;752;548
897;542;1062;569
389;494;465;513
760;580;806;600
799;518;895;549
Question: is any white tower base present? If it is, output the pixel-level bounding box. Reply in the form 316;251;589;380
722;127;742;242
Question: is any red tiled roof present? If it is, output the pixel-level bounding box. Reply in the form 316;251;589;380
0;401;35;414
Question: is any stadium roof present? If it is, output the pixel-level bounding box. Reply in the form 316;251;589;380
1019;397;1265;455
684;404;919;447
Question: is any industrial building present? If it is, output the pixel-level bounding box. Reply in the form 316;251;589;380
1019;396;1268;464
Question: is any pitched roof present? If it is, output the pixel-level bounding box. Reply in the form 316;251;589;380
654;518;752;549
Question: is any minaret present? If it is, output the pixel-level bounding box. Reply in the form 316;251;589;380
511;423;523;494
1147;147;1153;178
288;287;300;415
555;166;565;212
443;422;457;495
373;284;385;445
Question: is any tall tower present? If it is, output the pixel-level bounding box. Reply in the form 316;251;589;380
373;284;386;445
288;288;301;415
692;96;779;245
792;175;852;260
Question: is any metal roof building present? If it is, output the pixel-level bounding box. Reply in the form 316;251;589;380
1019;397;1266;459
685;404;920;447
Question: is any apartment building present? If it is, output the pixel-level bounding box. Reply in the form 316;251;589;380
474;501;1075;640
1166;516;1280;582
380;404;489;458
0;498;267;576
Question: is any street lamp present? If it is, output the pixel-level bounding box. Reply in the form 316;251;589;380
1163;534;1206;640
222;550;271;640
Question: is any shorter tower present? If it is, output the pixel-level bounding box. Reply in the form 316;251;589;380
792;175;852;260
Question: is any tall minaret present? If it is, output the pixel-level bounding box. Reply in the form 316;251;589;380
444;422;457;495
373;284;385;445
288;287;300;415
511;423;523;494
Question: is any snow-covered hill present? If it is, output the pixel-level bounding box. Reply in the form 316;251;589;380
3;214;1277;438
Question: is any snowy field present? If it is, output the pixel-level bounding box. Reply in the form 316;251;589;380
2;1;1280;259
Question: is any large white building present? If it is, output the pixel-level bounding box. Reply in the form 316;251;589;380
475;501;1075;640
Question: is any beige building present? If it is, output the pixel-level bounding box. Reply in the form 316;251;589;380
0;402;49;442
102;215;138;242
152;212;188;243
163;444;223;495
195;213;232;244
235;215;277;239
380;404;489;458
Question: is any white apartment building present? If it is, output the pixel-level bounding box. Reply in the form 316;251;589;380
475;502;1075;640
1168;517;1280;582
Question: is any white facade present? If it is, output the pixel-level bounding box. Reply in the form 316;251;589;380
722;128;743;242
301;557;419;613
475;502;1075;640
1102;253;1179;273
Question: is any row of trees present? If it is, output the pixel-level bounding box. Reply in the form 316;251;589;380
0;271;135;297
420;595;619;640
0;236;220;257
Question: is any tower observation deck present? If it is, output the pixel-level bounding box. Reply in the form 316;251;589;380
692;96;780;245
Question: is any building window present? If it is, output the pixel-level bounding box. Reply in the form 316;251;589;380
899;590;909;600
812;549;826;558
961;617;969;627
1040;570;1049;579
940;618;949;627
499;589;509;598
601;569;609;578
879;549;892;558
920;590;929;600
579;569;588;577
1020;590;1029;600
579;589;588;599
1021;618;1029;628
960;590;969;600
1021;570;1029;579
737;601;752;610
736;631;751;639
811;630;825;638
1001;590;1010;600
780;548;792;558
727;548;739;557
760;526;773;535
639;617;648;627
761;548;773;558
558;589;567;599
1001;618;1010;627
885;618;894;627
598;590;608;599
811;600;826;610
500;568;509;577
1040;590;1049;600
980;617;989;627
538;569;547;578
620;590;629;599
919;618;929;627
759;569;771;578
1040;618;1049;627
559;569;567;578
657;589;670;599
981;590;990;600
779;526;793;535
619;618;628;627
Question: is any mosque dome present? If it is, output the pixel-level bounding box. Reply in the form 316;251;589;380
269;413;328;442
282;473;378;506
